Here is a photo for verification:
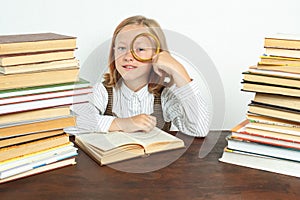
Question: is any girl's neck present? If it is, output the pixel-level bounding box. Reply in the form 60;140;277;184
123;80;148;92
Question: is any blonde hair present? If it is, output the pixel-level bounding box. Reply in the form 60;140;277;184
103;15;171;96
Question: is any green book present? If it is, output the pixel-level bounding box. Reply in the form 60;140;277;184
0;78;90;98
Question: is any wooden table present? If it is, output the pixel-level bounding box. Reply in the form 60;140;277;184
0;131;299;200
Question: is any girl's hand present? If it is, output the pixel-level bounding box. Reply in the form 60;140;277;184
152;51;191;87
110;114;156;133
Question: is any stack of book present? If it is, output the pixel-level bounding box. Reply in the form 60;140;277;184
219;33;300;178
0;33;91;183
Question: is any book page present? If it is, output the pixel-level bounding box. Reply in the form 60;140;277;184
76;132;139;152
124;127;184;153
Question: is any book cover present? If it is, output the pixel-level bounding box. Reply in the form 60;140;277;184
260;55;300;66
0;146;77;179
219;147;300;178
242;81;300;97
0;158;76;184
227;136;300;162
0;33;76;55
253;93;300;111
248;102;300;123
0;106;71;125
0;116;76;139
230;120;300;149
0;58;79;74
264;33;300;50
0;78;90;98
0;129;65;148
0;87;92;106
0;143;74;170
242;71;300;88
0;68;80;90
0;50;75;66
0;133;70;162
265;48;300;59
257;64;300;74
0;93;89;115
248;67;300;79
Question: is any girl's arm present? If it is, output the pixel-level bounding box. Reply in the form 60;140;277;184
162;77;210;137
71;82;116;133
152;51;209;137
73;82;157;133
152;51;191;87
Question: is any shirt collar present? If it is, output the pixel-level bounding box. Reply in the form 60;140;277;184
120;82;149;102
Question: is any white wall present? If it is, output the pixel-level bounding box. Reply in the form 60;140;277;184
1;0;300;130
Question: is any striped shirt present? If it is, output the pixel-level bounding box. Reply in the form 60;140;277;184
71;80;210;137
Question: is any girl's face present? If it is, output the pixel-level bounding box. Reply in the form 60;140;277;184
114;24;154;87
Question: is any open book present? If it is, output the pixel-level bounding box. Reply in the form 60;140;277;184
75;127;185;165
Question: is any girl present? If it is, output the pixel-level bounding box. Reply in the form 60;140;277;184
74;15;209;137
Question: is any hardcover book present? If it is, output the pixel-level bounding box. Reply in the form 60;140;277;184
0;58;79;74
242;72;300;88
264;33;300;50
0;68;79;90
219;147;300;178
0;33;76;55
0;50;75;66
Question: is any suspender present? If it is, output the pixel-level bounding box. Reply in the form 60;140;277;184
103;86;171;132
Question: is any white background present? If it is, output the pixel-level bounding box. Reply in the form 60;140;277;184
1;0;300;130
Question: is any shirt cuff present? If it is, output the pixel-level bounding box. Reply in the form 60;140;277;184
96;115;116;132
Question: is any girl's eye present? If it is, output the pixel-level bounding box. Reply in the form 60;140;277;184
117;46;126;52
136;47;146;52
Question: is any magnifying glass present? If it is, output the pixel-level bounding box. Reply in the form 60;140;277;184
130;33;160;62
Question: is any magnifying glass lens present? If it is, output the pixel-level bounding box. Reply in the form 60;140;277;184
131;33;160;62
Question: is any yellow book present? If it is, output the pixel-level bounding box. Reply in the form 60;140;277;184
0;33;76;55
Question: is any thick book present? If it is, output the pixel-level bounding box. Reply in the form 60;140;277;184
248;67;300;79
0;145;77;179
0;157;76;184
260;55;300;66
0;143;74;170
219;147;300;178
75;127;185;165
0;58;79;74
248;102;300;123
0;116;75;139
0;93;89;115
247;120;300;137
242;81;300;97
0;129;65;148
0;78;90;99
253;93;300;110
264;33;300;50
265;48;300;59
247;113;300;126
230;120;300;149
247;114;300;136
0;86;92;106
0;68;79;90
0;133;70;162
0;106;71;125
227;136;300;162
0;50;75;66
242;71;300;88
257;64;300;74
0;33;76;55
